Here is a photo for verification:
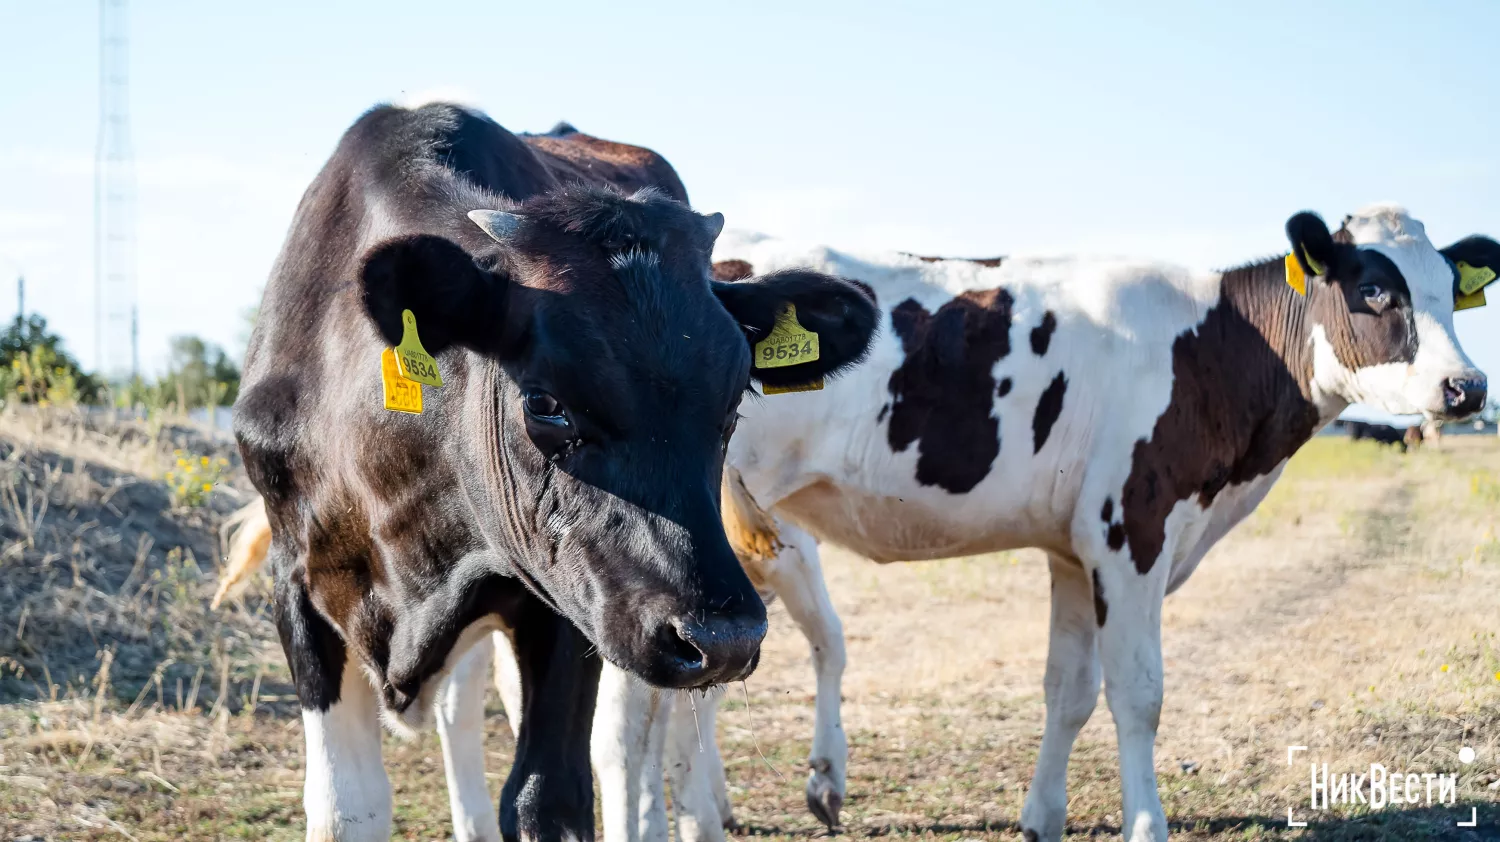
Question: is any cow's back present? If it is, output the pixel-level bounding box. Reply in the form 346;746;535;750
714;231;1225;563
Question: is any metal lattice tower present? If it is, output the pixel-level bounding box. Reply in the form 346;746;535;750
95;0;137;381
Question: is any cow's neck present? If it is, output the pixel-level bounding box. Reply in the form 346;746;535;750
1184;258;1325;476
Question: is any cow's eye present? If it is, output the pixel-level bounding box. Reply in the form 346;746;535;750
523;390;569;425
1358;283;1390;310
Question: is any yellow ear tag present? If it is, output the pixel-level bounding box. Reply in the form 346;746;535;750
753;304;820;369
1456;288;1487;311
763;377;825;396
1457;261;1497;296
1284;253;1307;296
395;309;443;387
381;348;423;414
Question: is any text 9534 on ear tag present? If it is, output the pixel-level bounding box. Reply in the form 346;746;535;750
381;348;423;414
753;304;820;369
395;309;443;387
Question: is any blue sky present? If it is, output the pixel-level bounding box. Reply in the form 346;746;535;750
2;0;1499;413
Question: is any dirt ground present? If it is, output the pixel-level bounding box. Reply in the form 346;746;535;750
1;418;1498;841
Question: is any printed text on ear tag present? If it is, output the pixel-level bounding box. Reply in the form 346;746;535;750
381;348;423;414
753;304;820;369
395;309;443;387
1456;288;1487;311
1458;261;1498;296
1284;253;1307;296
763;377;825;396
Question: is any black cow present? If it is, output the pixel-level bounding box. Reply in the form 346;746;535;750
1342;419;1415;451
232;102;877;842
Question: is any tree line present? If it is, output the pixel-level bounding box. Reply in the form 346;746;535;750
0;314;240;409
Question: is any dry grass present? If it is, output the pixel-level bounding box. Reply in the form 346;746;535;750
0;423;1497;840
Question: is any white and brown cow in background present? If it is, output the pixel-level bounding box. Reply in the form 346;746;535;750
226;205;1498;842
540;205;1494;842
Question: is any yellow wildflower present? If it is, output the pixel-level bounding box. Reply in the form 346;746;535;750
1440;664;1450;673
200;456;210;467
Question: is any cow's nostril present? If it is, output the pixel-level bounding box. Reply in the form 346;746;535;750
662;617;706;669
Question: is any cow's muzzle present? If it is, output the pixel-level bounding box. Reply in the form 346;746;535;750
653;611;767;688
1441;371;1487;419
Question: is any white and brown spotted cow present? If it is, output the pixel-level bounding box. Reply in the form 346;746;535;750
513;205;1493;842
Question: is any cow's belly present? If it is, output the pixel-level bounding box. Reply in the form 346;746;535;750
775;479;1059;563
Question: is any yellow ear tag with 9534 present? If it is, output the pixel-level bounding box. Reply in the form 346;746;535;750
381;348;423;414
753;304;820;369
395;309;443;387
753;304;823;396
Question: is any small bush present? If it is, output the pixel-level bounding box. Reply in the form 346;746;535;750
165;450;229;508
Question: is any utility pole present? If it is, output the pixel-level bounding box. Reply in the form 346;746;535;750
95;0;136;381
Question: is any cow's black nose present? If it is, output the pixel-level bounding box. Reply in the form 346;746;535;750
1442;373;1487;418
656;612;766;688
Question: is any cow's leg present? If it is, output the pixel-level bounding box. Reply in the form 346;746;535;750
636;691;673;842
664;693;726;842
501;604;601;842
1095;559;1170;842
756;520;847;828
1019;554;1101;842
437;635;502;842
275;577;392;842
592;660;671;842
493;629;523;738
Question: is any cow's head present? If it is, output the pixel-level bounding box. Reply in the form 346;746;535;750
359;185;877;689
1287;205;1495;419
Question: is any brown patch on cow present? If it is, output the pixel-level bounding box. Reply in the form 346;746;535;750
887;289;1015;493
1029;311;1057;355
1031;372;1067;454
1091;568;1108;627
903;253;1005;268
1120;262;1320;575
1100;496;1113;523
712;260;755;282
721;468;781;594
523;130;690;203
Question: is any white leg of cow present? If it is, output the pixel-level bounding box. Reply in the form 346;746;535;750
302;665;393;842
436;635;502;842
758;520;847;828
637;692;672;842
1019;555;1101;842
665;692;726;842
1096;561;1169;842
492;629;523;739
592;661;671;842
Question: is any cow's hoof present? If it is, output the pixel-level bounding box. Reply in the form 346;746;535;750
805;758;844;831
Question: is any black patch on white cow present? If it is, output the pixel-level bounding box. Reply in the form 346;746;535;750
997;377;1012;397
1030;311;1057;355
887;289;1015;493
1031;372;1067;454
1092;568;1108;627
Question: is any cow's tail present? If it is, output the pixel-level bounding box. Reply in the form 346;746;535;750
211;497;272;609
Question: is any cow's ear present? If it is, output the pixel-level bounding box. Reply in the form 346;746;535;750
1286;211;1340;281
1440;235;1500;308
712;269;879;388
359;234;510;355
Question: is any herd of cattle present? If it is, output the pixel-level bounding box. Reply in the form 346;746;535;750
207;102;1500;842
